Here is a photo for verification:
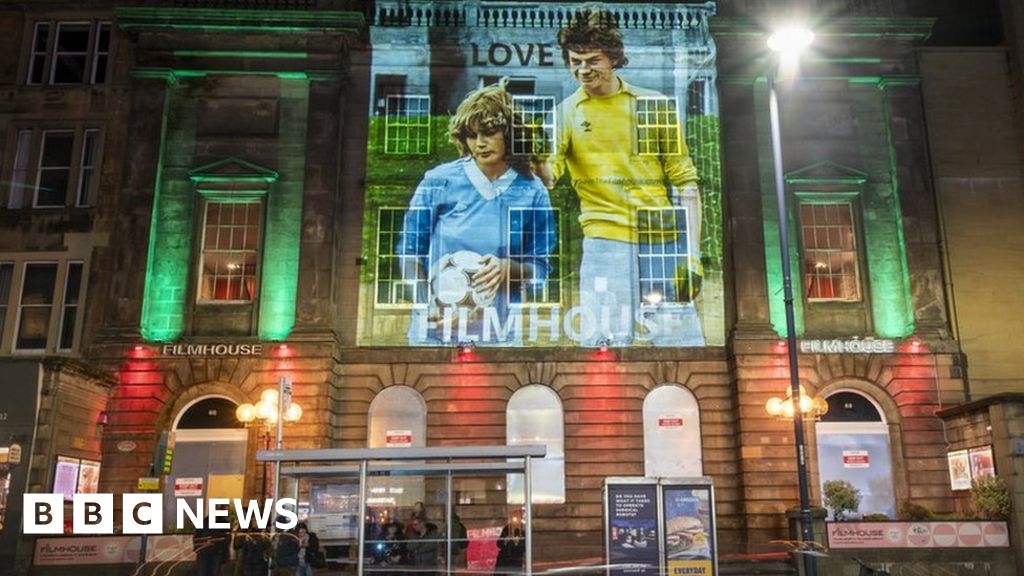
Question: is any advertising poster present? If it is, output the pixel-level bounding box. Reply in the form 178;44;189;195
968;446;995;479
54;457;81;502
662;484;715;576
361;1;723;348
947;450;971;490
77;459;101;494
309;482;360;541
606;483;660;576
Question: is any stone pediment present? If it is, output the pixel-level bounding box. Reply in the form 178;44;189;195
785;161;867;186
188;157;279;185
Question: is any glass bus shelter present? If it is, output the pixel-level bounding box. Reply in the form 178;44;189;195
258;445;546;576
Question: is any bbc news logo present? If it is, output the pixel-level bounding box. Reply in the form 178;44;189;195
24;495;298;534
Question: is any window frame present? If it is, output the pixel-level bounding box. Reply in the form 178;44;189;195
374;206;432;310
195;199;264;305
636;95;683;156
383;94;432;155
33;130;76;208
13;261;60;353
795;197;864;303
636;205;699;308
4;126;103;210
26;19;112;86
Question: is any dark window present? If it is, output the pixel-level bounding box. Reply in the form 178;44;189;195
16;263;58;351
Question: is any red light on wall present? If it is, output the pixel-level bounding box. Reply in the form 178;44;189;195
455;342;477;362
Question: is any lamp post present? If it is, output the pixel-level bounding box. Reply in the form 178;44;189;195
766;25;817;576
236;379;303;500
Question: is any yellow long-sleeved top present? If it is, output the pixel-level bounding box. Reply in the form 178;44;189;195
548;78;699;242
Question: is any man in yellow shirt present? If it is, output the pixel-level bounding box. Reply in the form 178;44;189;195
544;10;704;346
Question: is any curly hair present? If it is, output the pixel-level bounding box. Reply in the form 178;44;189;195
557;9;629;69
448;79;533;177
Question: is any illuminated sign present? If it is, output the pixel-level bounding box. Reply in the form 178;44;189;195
160;343;263;356
799;339;896;354
359;1;724;348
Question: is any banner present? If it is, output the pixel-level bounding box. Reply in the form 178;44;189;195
360;1;723;348
827;521;1010;549
34;536;141;566
606;483;660;576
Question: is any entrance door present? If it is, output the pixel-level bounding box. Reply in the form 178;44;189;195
815;391;895;518
164;397;247;523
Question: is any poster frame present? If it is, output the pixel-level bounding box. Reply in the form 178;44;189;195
660;477;717;576
604;477;662;576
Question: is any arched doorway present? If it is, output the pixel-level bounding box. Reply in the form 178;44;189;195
164;396;247;522
815;391;896;518
367;386;427;508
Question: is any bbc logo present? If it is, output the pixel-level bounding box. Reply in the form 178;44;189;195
24;494;163;534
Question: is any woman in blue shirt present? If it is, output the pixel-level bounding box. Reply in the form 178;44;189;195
399;81;556;345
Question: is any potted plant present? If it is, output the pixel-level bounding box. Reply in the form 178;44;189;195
822;479;861;520
971;475;1011;520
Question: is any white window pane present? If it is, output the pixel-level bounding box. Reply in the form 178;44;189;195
507;385;564;504
643;385;702;478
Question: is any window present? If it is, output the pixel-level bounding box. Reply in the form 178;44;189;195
76;130;99;207
800;203;860;301
367;386;427;507
506;385;564;504
7;130;32;209
198;202;261;302
57;262;83;351
511;96;556;156
816;391;895;518
643;385;702;477
0;264;12;339
508;207;560;305
15;263;58;351
636;96;682;155
35;131;74;208
27;21;111;85
377;207;431;307
5;128;102;209
384;95;431;155
637;207;698;305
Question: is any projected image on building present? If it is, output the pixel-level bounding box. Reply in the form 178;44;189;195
359;2;723;347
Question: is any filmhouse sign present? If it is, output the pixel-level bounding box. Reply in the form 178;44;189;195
160;343;263;356
799;339;896;354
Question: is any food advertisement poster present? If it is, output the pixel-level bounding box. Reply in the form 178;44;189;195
606;483;660;576
662;484;715;576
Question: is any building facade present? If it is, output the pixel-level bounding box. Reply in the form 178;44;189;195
0;0;1021;573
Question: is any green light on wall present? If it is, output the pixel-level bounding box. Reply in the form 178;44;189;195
140;80;196;342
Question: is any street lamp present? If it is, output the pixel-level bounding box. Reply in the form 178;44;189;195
766;25;817;576
236;382;303;498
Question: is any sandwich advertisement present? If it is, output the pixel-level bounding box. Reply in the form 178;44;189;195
605;478;717;576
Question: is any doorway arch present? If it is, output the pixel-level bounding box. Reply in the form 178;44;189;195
164;395;248;522
815;389;896;518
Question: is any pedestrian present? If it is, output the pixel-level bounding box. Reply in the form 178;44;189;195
296;522;325;575
494;522;525;575
193;516;231;576
405;517;441;576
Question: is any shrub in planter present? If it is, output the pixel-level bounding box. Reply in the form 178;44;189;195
863;513;890;521
971;475;1011;520
823;479;861;520
899;500;936;521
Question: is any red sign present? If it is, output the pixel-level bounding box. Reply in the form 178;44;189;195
174;477;203;497
842;451;869;468
386;430;412;447
827;521;1009;549
658;417;684;428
